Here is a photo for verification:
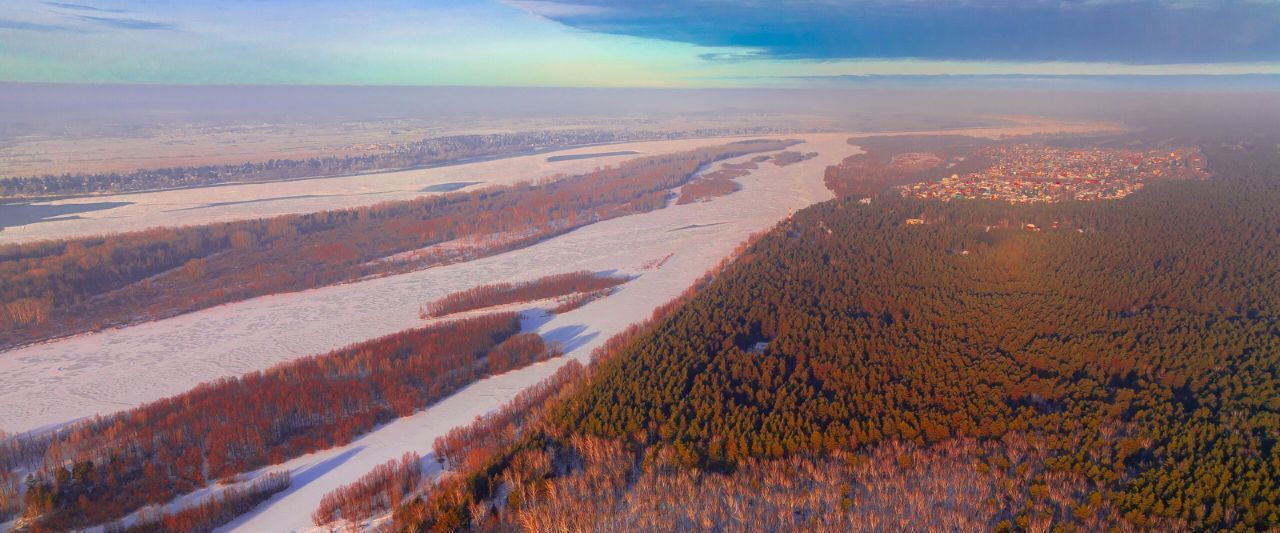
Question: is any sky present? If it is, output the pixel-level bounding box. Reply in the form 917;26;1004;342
1;0;1278;87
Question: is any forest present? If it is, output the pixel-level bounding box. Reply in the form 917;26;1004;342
387;233;767;531
432;361;588;474
823;135;996;200
6;312;557;530
419;271;628;318
676;155;770;204
770;150;818;166
312;453;424;527
0;127;787;198
0;139;794;350
309;361;591;529
390;135;1280;531
111;472;290;533
547;290;611;314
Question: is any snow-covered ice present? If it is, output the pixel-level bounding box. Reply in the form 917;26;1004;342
0;117;1130;531
0;133;853;432
219;135;857;532
0;137;784;245
0;133;852;531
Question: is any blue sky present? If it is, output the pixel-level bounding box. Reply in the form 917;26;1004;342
1;0;1278;86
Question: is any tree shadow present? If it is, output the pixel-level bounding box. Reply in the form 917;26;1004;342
592;268;640;283
419;450;444;478
0;201;132;229
291;446;365;488
541;324;598;353
221;446;364;528
519;308;555;333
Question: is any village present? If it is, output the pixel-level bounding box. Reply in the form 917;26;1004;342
901;144;1209;203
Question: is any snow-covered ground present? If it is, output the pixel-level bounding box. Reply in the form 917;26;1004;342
0;136;773;245
215;135;856;532
0;133;849;532
0;116;1121;246
0;117;1121;530
0;133;852;434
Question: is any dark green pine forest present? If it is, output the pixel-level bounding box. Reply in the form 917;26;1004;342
544;140;1280;530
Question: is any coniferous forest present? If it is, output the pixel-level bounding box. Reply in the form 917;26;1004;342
4;1;1278;530
389;135;1280;531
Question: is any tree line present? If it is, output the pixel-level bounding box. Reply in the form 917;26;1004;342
420;271;629;318
312;453;424;528
770;150;818;166
389;135;1279;531
548;289;611;314
0;139;795;350
675;155;770;205
387;232;769;531
108;471;290;533
543;140;1280;530
11;312;556;529
823;135;995;200
433;361;587;474
0;127;790;198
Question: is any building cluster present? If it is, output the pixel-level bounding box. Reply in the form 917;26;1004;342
900;145;1209;203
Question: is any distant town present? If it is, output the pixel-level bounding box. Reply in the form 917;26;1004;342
900;144;1210;203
